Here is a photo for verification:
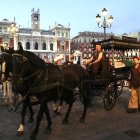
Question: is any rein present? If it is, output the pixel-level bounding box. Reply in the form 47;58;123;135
2;52;11;56
12;53;27;60
11;69;42;81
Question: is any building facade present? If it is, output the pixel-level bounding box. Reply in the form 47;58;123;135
0;8;71;62
71;31;113;59
0;19;14;48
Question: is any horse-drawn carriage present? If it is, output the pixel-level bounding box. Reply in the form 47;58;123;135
79;37;140;111
1;36;140;140
81;59;131;111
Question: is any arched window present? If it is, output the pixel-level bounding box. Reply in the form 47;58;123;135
50;43;53;51
42;42;46;50
61;45;65;51
34;42;38;50
26;42;30;50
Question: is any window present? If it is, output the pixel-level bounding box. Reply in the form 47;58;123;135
50;43;53;51
42;42;46;50
79;38;81;43
26;42;30;50
34;15;38;20
84;53;87;57
84;38;87;43
61;45;64;51
4;28;7;32
66;33;68;37
34;42;38;50
62;33;64;37
0;27;2;32
57;31;60;36
84;47;87;51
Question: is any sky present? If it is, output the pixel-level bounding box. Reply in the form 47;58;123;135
0;0;140;38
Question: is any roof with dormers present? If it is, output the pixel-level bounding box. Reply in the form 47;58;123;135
94;36;140;50
0;19;15;25
19;28;55;35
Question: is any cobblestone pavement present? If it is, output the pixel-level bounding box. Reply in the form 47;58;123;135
0;87;140;140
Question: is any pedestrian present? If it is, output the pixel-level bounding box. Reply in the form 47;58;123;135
1;61;12;105
126;56;140;113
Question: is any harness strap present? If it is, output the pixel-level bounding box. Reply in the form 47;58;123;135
29;82;61;93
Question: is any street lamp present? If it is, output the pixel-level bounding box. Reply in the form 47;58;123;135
7;23;19;49
96;8;113;40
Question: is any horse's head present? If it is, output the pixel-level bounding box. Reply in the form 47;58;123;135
1;46;13;81
11;49;30;85
11;46;46;85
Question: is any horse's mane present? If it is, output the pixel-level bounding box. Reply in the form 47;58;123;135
16;50;46;69
25;50;46;68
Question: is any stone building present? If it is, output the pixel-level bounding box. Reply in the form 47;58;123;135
0;8;71;62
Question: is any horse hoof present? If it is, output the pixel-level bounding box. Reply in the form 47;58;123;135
79;118;85;123
16;131;24;136
45;128;51;134
30;134;36;140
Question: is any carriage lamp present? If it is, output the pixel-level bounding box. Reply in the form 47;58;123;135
96;8;113;40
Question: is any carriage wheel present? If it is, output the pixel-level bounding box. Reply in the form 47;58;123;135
116;80;124;97
103;83;117;111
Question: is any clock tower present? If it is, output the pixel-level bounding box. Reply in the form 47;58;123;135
31;8;40;30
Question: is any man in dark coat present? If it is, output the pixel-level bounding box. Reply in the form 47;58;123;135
126;56;140;113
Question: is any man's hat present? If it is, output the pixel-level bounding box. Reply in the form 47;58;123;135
54;54;64;62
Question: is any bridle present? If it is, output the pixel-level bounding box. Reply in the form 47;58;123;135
1;52;11;80
11;53;42;82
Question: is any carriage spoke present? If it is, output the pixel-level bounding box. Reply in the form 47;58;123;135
103;83;117;111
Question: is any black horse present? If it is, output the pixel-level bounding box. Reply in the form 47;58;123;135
11;46;89;140
0;47;35;125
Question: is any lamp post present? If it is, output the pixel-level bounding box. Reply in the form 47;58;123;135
7;23;19;49
96;8;113;40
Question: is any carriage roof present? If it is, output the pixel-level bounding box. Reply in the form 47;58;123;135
92;36;140;50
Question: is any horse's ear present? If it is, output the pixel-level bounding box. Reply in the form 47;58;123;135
18;44;23;52
9;47;14;54
0;45;5;52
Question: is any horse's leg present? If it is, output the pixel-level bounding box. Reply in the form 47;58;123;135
79;97;88;123
17;97;29;136
30;97;47;140
53;99;58;113
56;97;63;115
62;95;74;124
44;103;52;134
79;87;89;123
27;97;34;123
56;88;64;115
